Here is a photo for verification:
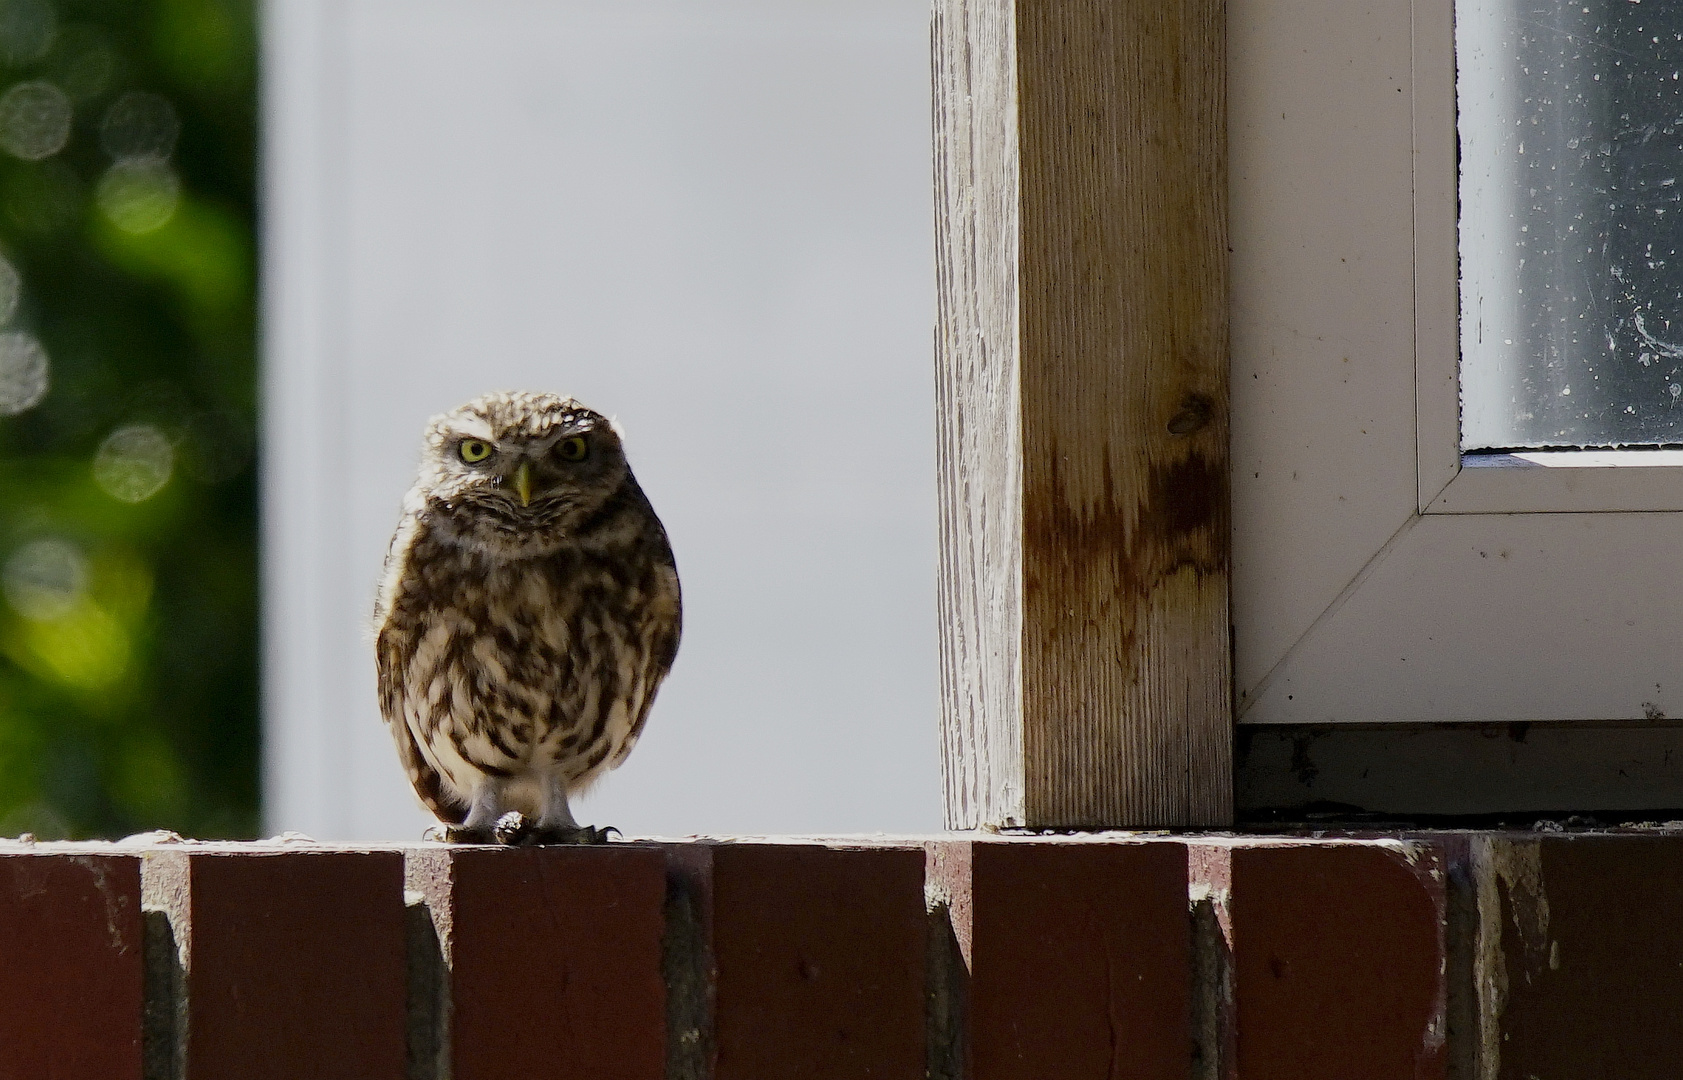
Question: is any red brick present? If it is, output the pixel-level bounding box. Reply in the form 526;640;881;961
930;838;1191;1080
1478;834;1683;1080
709;842;926;1080
0;851;143;1080
144;847;407;1080
1195;840;1447;1080
406;843;667;1080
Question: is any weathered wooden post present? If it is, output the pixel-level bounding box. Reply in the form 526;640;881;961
933;0;1231;828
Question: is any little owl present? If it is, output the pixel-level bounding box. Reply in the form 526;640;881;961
374;391;681;843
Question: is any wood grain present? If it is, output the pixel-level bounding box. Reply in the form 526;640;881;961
933;0;1025;828
934;0;1230;828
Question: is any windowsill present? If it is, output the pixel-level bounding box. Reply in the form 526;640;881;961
1423;450;1683;512
1463;449;1683;469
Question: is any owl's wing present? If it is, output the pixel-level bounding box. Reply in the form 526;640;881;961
611;563;683;768
377;625;468;825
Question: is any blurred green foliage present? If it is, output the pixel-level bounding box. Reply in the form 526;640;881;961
0;0;257;838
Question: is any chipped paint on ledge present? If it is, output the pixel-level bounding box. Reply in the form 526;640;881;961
1469;836;1553;1080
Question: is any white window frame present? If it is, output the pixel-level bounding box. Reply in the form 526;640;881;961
1231;0;1683;730
1417;0;1683;515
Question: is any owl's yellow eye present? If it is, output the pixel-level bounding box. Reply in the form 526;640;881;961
556;436;588;462
458;439;493;464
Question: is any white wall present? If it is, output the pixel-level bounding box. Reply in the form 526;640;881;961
261;0;938;840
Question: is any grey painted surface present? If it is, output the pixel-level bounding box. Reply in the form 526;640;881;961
262;0;938;840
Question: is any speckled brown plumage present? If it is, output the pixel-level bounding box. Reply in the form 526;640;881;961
374;391;680;843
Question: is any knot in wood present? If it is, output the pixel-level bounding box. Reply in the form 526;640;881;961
1166;393;1214;436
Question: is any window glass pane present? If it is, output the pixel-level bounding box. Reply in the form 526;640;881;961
1460;0;1683;449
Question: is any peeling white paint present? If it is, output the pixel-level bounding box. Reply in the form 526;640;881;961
66;855;134;954
1472;837;1554;1080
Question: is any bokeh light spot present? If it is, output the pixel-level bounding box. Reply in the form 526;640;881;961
3;537;86;621
0;80;71;161
20;598;130;688
0;0;55;65
100;91;179;162
94;423;174;502
0;329;47;414
96;159;179;234
0;253;21;326
46;25;114;102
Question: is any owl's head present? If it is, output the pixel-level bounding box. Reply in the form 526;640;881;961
412;391;635;558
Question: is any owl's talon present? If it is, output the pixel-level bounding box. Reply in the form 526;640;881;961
525;824;618;845
429;823;499;844
493;811;533;845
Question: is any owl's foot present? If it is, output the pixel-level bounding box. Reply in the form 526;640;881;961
425;823;500;844
525;823;620;845
493;811;533;845
422;816;618;845
493;812;617;845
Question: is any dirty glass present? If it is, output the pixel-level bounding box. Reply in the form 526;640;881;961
1460;0;1683;449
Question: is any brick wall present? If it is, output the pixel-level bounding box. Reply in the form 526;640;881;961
1;831;1678;1079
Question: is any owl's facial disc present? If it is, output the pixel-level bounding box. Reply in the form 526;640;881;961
447;426;622;511
418;394;635;558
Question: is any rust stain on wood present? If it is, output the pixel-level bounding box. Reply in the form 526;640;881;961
1016;0;1231;827
1025;444;1228;638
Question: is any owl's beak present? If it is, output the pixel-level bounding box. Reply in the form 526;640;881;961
513;461;533;507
